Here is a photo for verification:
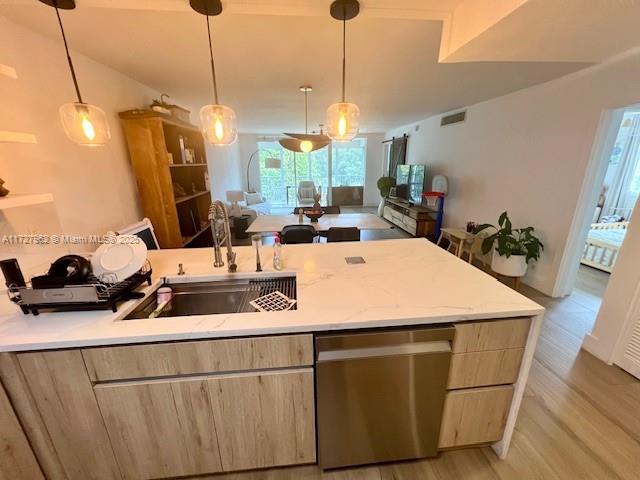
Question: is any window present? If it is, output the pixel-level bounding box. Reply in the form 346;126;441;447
331;138;367;187
257;138;367;206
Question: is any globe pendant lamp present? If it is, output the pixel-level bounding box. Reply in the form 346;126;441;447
191;0;238;146
326;0;361;142
39;0;110;146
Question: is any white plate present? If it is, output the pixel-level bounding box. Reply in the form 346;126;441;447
91;235;147;283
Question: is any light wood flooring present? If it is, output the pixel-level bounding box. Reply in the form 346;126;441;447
195;263;640;480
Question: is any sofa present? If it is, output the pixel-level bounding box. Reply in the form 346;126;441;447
227;192;271;222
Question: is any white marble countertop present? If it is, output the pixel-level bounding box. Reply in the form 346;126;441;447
0;239;544;352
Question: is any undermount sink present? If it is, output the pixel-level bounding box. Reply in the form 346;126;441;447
123;276;297;320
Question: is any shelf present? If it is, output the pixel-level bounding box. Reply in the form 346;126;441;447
175;190;211;205
182;222;211;246
169;163;207;168
0;193;53;210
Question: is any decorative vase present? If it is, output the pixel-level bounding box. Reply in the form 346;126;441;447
312;193;322;211
377;197;385;216
491;253;528;277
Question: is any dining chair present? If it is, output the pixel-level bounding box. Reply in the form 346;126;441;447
326;227;360;242
280;225;318;244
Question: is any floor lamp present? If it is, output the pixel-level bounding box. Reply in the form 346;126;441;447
247;149;281;192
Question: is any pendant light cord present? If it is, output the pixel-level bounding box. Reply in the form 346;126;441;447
206;15;220;105
304;89;308;134
55;7;83;104
341;15;346;103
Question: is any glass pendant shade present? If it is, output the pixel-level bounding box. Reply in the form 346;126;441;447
59;103;111;146
300;140;313;153
326;102;360;141
200;104;238;145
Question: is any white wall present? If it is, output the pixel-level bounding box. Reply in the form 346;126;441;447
0;17;166;239
385;47;640;296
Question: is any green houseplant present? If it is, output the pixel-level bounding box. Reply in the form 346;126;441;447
376;176;396;216
476;211;544;277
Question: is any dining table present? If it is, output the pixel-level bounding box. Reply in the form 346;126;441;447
245;213;392;234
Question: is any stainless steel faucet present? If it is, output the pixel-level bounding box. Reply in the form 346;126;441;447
208;201;237;273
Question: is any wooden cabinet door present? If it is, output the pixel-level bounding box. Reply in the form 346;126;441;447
17;350;121;480
95;377;223;480
208;368;316;472
0;382;43;480
439;385;514;448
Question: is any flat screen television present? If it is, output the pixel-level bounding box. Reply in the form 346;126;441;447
395;164;426;204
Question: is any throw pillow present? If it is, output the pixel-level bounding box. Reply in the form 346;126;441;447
244;192;263;205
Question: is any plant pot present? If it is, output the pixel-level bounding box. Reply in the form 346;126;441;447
377;198;385;217
491;253;528;277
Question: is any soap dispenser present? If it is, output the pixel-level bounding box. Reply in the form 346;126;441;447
273;234;284;271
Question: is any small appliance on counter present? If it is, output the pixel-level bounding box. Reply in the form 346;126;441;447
5;235;152;316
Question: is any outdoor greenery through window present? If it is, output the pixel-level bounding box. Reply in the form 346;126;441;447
257;138;367;207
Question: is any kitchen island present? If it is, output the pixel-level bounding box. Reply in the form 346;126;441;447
0;239;544;479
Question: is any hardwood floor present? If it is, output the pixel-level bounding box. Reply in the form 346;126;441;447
196;263;640;479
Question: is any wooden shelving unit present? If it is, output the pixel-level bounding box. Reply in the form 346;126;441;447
119;109;213;249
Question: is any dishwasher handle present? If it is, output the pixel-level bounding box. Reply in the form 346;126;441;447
317;340;451;363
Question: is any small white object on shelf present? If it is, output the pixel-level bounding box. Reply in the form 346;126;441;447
0;193;54;210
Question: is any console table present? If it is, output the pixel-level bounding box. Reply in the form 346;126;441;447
383;198;436;237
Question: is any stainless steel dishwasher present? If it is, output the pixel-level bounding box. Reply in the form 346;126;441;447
315;325;455;469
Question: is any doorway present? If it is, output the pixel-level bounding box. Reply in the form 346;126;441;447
555;105;640;328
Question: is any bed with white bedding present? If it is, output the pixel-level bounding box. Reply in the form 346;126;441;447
581;222;629;273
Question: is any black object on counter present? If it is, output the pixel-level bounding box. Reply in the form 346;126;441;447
47;254;92;284
0;258;26;289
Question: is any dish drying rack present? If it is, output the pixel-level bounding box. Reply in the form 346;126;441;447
10;261;153;316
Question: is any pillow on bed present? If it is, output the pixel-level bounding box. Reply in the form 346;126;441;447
244;192;263;205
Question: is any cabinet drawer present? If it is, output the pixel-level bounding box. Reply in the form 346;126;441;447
95;368;315;478
82;334;313;382
452;318;531;353
438;385;514;448
447;348;524;389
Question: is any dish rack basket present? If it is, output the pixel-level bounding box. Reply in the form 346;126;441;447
10;261;153;316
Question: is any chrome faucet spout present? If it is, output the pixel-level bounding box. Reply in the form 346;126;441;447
208;200;237;273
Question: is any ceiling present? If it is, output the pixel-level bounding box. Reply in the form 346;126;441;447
2;0;636;133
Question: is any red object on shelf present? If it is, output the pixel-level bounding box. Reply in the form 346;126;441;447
422;191;446;198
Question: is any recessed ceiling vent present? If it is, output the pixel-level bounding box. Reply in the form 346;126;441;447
441;111;466;127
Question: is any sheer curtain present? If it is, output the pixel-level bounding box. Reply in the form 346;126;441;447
603;115;640;220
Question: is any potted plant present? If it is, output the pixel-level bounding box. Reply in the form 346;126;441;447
476;211;544;277
376;176;396;216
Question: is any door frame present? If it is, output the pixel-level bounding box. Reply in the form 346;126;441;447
552;107;625;297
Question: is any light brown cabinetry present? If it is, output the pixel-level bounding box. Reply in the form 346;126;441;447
447;348;524;389
95;369;315;479
82;334;313;381
439;317;531;449
439;385;515;448
0;381;43;479
16;350;121;479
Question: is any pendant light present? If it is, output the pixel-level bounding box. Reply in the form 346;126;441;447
39;0;110;146
326;0;360;142
191;0;237;146
280;86;330;153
